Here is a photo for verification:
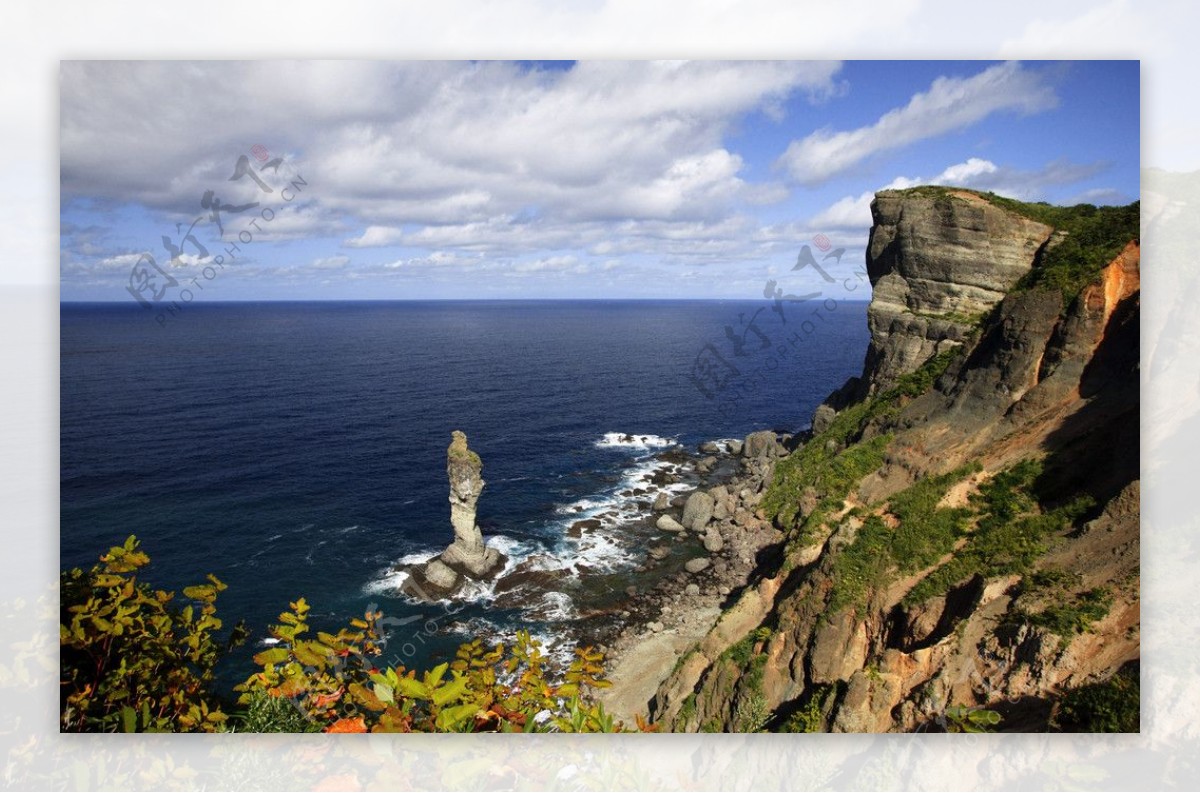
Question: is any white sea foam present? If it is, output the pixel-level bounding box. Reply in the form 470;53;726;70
594;432;677;450
366;430;697;633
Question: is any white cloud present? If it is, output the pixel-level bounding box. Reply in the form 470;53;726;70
344;226;406;248
808;157;1109;231
777;62;1058;185
809;176;922;230
61;60;842;259
512;255;578;273
310;255;349;269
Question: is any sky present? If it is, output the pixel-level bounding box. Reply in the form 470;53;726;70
59;59;1140;302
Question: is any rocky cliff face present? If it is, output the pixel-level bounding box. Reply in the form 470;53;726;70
813;189;1054;432
650;189;1140;733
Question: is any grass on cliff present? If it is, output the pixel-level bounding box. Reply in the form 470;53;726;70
1054;664;1139;733
890;186;1140;303
903;459;1093;606
763;349;958;542
827;464;978;614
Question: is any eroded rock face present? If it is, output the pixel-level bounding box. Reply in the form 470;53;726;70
647;194;1140;733
404;431;506;599
813;190;1054;433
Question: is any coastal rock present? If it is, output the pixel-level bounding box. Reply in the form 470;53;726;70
406;431;506;599
646;190;1141;734
422;559;459;591
656;515;685;533
815;189;1054;422
742;430;778;459
652;492;671;511
686;583;701;596
684;557;711;574
682;491;715;531
703;529;725;554
699;441;722;455
728;439;743;456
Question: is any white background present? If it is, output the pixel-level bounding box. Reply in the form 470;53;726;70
2;1;1197;789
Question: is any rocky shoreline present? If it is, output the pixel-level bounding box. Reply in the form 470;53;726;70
570;430;797;724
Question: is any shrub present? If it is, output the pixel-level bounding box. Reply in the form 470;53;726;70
59;536;246;732
237;600;640;733
61;537;648;733
1055;666;1139;733
1026;588;1113;637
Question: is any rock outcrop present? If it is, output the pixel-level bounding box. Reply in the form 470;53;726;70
648;189;1140;733
405;431;506;599
813;189;1054;432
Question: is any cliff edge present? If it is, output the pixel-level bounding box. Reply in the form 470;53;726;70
648;188;1140;733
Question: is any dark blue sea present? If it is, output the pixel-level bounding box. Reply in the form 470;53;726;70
60;300;868;682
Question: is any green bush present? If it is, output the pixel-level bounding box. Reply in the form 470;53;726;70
904;460;1092;606
61;537;648;734
1026;588;1113;637
1055;666;1139;732
59;536;246;732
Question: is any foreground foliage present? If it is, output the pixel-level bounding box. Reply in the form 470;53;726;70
239;599;640;733
61;537;646;733
59;536;246;732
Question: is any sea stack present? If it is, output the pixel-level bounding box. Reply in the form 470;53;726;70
408;431;506;598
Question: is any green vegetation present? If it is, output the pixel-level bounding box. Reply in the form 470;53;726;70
1054;666;1139;733
888;186;1140;303
719;630;772;732
61;537;649;733
943;705;1002;733
907;308;987;327
827;465;977;613
1009;201;1139;302
779;685;832;733
235;689;322;733
677;692;698;728
1024;587;1113;637
59;536;247;732
764;349;959;541
904;460;1092;606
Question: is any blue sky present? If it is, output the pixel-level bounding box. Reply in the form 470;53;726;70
59;60;1139;302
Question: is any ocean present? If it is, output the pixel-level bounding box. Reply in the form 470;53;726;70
60;299;869;680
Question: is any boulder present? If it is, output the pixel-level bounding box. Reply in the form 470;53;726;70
656;515;686;533
422;559;459;590
699;441;722;455
703;530;725;554
682;491;715;531
728;439;743;456
685;583;701;596
652;492;672;511
743;430;778;459
684;557;711;574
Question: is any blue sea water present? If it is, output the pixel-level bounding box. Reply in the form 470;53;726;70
60;300;868;679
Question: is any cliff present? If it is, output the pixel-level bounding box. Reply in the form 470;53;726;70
648;188;1140;733
813;188;1055;432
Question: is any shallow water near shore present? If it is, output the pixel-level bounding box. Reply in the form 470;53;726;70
60;299;868;682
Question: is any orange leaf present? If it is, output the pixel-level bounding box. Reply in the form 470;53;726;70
312;689;343;709
325;716;368;733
